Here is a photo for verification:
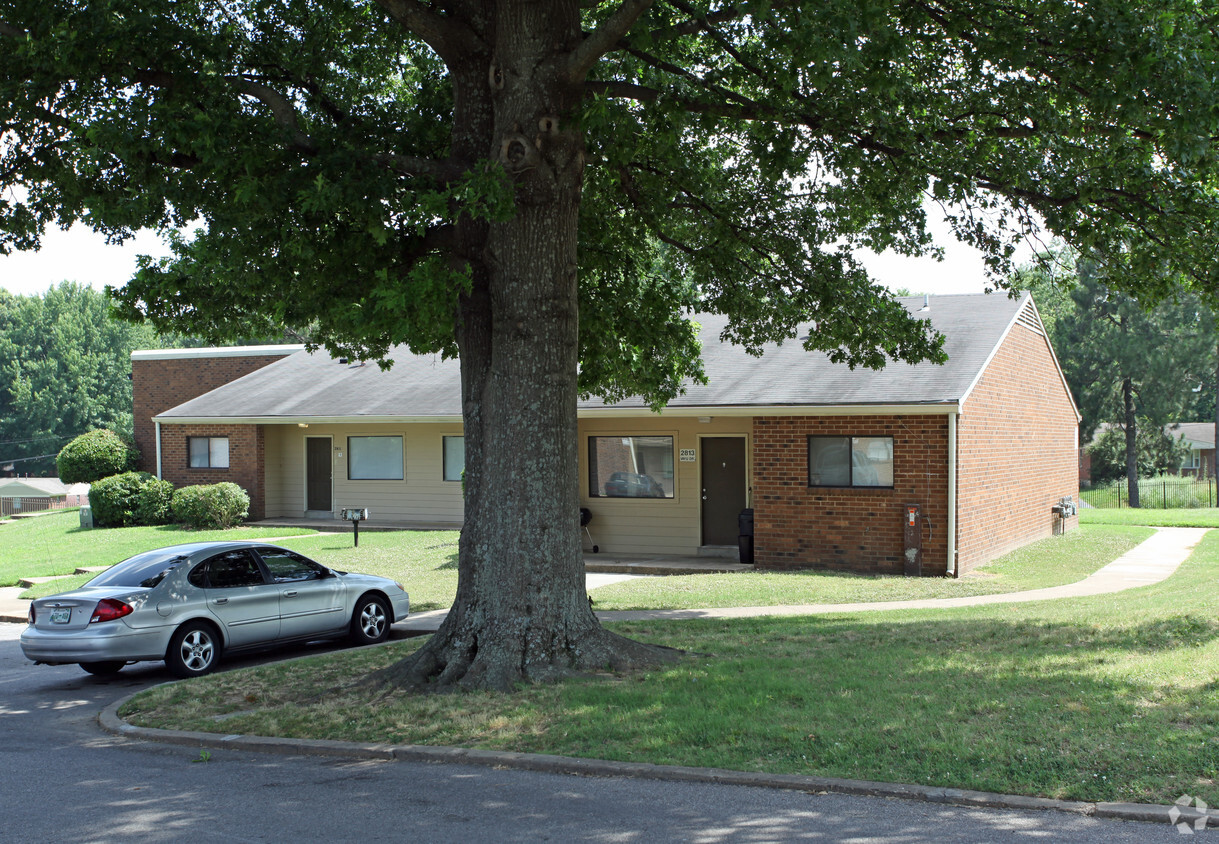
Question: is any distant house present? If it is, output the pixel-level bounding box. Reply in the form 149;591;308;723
0;477;88;517
1167;422;1216;477
131;293;1080;577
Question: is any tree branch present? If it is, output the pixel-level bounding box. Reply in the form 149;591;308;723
228;78;319;153
373;152;465;183
568;0;657;82
373;0;481;64
584;80;660;102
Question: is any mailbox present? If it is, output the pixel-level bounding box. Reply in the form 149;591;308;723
339;508;369;546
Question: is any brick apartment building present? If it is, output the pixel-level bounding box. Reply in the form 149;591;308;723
133;293;1079;576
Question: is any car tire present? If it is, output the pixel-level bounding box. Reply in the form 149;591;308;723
166;621;221;678
80;661;125;676
349;594;390;645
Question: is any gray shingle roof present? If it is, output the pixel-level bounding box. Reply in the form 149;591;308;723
1166;422;1216;449
156;292;1033;421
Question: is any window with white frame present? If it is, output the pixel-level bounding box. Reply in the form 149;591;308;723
588;435;675;498
188;437;230;469
808;436;894;488
443;436;465;481
347;436;404;480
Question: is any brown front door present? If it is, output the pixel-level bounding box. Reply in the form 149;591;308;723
701;437;746;545
306;437;332;513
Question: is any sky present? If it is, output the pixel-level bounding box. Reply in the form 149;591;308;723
0;213;1021;299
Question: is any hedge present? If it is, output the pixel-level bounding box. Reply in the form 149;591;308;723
89;472;166;528
57;429;139;484
171;483;250;529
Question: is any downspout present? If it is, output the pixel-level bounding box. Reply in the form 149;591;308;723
947;408;957;577
155;421;163;481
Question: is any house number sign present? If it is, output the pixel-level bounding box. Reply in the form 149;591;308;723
679;448;697;462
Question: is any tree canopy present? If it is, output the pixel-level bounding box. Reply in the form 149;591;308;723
0;282;160;475
4;0;1219;688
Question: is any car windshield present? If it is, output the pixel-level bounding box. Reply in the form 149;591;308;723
87;550;190;589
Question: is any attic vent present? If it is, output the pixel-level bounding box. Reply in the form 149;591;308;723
1016;300;1045;336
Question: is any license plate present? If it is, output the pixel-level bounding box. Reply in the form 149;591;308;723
49;607;71;624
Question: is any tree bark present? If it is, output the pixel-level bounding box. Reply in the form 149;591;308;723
1123;375;1140;508
375;0;677;691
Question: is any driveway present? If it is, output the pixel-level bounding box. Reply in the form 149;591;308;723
0;623;1205;842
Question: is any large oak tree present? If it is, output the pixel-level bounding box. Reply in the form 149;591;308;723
3;0;1219;689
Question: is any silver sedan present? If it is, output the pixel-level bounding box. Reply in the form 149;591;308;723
20;541;409;678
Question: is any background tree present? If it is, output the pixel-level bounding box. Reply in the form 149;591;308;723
1085;422;1190;484
1021;256;1217;503
0;283;162;476
4;1;1219;688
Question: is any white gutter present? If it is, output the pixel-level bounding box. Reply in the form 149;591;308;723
947;409;957;577
155;421;163;481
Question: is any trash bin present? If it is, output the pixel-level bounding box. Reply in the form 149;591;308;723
737;508;754;564
79;505;93;530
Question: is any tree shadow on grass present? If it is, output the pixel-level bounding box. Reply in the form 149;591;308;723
596;613;1219;805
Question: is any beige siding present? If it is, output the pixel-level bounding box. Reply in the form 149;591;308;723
578;416;752;555
262;423;466;524
261;415;748;549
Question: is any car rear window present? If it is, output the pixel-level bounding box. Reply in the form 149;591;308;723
87;550;189;588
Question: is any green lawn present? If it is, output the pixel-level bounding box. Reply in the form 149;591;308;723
589;524;1151;610
1079;507;1219;528
121;526;1219;807
2;510;316;588
20;521;1146;610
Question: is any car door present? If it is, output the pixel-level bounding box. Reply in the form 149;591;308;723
255;547;347;639
197;549;280;647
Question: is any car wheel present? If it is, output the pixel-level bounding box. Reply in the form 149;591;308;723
167;621;221;678
80;661;125;676
349;594;390;645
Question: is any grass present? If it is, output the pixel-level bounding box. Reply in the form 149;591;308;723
1080;508;1219;528
588;525;1151;610
2;510;316;589
120;527;1219;807
17;518;1145;609
16;525;463;603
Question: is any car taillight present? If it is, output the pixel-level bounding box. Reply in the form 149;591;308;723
27;604;35;625
90;599;133;623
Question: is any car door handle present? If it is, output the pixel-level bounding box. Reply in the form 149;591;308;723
282;590;298;598
213;598;229;605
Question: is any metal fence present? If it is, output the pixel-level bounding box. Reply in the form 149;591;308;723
1080;477;1217;509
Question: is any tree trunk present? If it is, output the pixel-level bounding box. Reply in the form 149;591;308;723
1124;376;1140;508
375;1;676;691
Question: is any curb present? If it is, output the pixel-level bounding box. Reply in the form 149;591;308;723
99;690;1218;830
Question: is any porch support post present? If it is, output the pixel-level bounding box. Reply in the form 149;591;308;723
155;420;163;481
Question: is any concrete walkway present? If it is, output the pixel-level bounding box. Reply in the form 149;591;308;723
3;527;1207;628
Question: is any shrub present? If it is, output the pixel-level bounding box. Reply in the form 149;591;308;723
172;483;250;529
89;472;151;527
57;430;139;484
134;477;176;525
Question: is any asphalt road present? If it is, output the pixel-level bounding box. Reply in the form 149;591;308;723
0;622;1206;843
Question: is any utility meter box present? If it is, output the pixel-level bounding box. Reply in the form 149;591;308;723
79;505;93;530
903;504;922;577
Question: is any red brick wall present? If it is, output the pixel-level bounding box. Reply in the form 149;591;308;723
132;352;292;521
956;323;1079;571
157;423;267;520
752;415;950;575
